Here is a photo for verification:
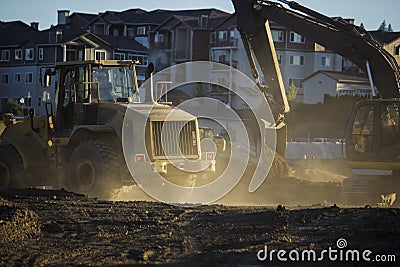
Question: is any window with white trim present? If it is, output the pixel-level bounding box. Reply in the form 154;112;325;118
321;56;331;66
95;50;106;60
218;31;228;41
25;48;34;60
14;73;21;83
271;30;284;42
1;73;9;84
1;50;10;61
15;49;22;60
25;73;33;84
289;55;305;65
290;32;306;43
137;26;146;36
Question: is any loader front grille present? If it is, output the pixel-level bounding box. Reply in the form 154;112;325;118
151;120;199;158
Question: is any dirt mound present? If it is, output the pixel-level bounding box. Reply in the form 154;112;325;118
0;198;41;244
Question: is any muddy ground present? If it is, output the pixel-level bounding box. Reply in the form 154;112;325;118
1;160;400;266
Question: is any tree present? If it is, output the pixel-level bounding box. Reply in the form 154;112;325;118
360;23;365;29
378;20;387;31
1;100;23;116
287;82;298;102
388;24;393;32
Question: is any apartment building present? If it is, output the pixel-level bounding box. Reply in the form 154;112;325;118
0;11;148;114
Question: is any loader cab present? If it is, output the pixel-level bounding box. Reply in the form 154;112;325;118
346;99;400;166
51;60;139;135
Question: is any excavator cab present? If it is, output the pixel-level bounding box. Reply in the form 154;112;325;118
346;99;400;169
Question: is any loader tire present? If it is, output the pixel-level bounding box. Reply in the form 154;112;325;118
0;143;28;190
67;140;122;199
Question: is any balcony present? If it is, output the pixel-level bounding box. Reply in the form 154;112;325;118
211;38;238;49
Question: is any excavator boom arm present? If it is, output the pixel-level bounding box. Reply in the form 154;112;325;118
232;0;400;99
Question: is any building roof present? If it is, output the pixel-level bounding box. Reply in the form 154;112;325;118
71;12;99;24
369;31;400;45
91;8;230;27
303;71;369;84
94;34;147;51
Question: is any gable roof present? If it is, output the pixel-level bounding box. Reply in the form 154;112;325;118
94;34;147;51
369;31;400;45
70;12;99;24
303;71;369;84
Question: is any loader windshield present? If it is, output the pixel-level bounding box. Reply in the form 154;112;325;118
93;66;136;102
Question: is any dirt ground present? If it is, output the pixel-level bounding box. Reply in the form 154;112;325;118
1;160;400;266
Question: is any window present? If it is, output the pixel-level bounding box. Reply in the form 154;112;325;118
114;52;125;60
15;49;22;60
24;97;32;107
25;48;34;60
271;30;284;42
155;33;164;43
277;54;282;64
290;32;306;43
14;73;21;83
95;50;106;60
289;78;303;88
128;53;148;66
137;26;146;36
56;30;63;42
321;56;331;66
395;45;400;56
25;73;33;84
1;74;9;84
94;24;105;35
230;30;235;39
218;31;228;41
38;48;44;60
1;98;8;107
210;32;216;44
127;28;134;37
218;54;226;63
38;96;42;107
1;50;10;61
289;55;305;65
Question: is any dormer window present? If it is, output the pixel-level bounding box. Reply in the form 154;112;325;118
25;48;34;60
137;27;146;36
56;30;63;42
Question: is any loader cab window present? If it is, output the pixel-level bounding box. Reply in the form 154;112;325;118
380;103;399;146
351;104;375;153
92;67;135;102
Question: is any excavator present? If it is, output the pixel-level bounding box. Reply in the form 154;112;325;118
231;0;400;205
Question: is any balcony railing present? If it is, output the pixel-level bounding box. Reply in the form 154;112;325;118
211;38;238;48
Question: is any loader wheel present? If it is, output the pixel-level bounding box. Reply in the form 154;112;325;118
67;140;122;199
0;143;27;190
